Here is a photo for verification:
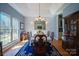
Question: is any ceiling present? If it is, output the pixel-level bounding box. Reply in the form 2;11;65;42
9;3;64;17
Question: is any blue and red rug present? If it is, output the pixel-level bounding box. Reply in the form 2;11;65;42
15;42;61;56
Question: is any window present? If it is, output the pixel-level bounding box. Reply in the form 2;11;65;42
0;12;11;45
12;18;19;40
0;12;19;46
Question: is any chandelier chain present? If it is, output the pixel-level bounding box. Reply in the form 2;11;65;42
39;3;40;16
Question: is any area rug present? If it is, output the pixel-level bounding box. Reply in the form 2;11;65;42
15;42;61;56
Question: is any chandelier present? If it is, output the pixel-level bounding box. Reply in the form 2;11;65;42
35;3;45;21
32;3;48;26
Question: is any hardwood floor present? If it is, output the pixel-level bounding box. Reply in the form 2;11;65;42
52;39;70;56
4;40;28;56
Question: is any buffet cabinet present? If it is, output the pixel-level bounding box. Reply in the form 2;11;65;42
62;11;79;55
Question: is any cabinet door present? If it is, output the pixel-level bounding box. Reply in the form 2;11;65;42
76;14;79;55
76;14;79;47
0;42;3;56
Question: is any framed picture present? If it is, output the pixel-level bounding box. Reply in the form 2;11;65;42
20;22;24;30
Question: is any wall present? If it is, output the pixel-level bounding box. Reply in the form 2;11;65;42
25;16;58;39
25;3;79;40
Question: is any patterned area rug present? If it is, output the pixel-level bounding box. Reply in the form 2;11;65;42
15;42;61;56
